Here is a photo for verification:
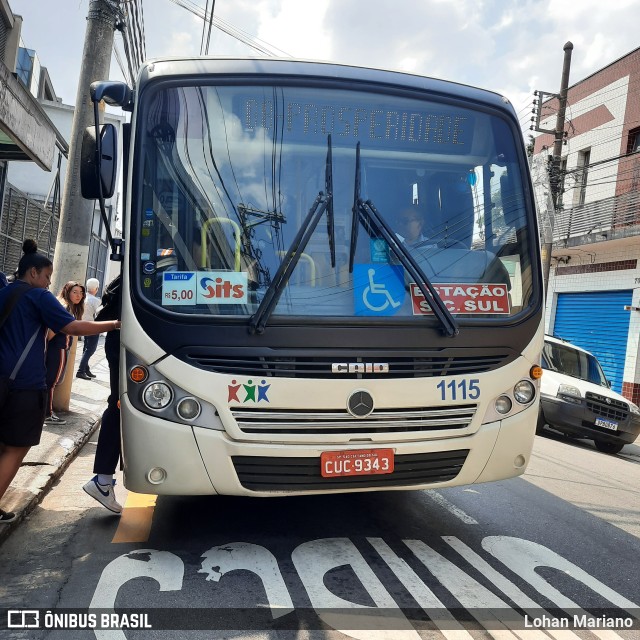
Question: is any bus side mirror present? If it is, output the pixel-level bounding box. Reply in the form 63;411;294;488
90;80;132;109
80;123;118;200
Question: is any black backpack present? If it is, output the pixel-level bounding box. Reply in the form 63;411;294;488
95;275;122;322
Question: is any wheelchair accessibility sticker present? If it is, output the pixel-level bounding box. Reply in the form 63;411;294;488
353;264;405;315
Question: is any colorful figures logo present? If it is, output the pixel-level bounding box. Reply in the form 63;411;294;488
228;379;270;403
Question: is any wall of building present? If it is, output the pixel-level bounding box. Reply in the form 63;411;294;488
532;48;640;405
533;76;629;212
544;242;640;403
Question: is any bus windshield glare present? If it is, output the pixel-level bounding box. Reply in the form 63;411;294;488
136;84;534;322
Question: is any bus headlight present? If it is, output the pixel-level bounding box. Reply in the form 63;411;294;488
513;380;535;404
143;382;173;409
126;352;223;430
482;372;540;424
495;395;513;414
176;397;201;420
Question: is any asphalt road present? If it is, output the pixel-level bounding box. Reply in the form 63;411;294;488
0;431;638;639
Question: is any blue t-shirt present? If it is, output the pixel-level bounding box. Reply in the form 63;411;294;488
0;283;75;389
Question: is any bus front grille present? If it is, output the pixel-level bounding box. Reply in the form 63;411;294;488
232;450;469;491
181;350;512;379
230;405;477;435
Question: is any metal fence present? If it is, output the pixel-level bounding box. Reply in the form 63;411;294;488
552;189;640;246
0;180;112;289
0;183;59;276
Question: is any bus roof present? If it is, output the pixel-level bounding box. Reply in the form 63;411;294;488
136;56;516;116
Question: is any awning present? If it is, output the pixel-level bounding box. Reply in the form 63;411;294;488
0;60;68;170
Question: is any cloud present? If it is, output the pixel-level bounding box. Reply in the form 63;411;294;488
254;0;331;59
167;32;194;57
9;0;640;141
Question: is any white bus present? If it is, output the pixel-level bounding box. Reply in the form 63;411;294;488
81;58;544;496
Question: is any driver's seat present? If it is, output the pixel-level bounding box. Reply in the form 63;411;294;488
424;173;474;248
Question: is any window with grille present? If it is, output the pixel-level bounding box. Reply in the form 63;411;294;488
574;149;590;207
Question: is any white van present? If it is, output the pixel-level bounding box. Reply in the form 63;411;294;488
539;335;640;454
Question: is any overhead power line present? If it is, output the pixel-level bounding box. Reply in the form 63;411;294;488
200;0;216;56
167;0;291;57
113;40;132;85
114;0;146;82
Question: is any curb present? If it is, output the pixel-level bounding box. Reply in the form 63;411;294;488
0;416;103;546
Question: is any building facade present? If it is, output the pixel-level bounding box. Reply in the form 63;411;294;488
532;47;640;402
0;1;65;272
0;1;123;290
7;100;124;288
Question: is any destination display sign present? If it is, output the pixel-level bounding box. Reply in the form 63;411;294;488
410;283;510;315
235;92;474;153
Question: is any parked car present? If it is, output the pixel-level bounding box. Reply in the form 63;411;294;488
538;335;640;454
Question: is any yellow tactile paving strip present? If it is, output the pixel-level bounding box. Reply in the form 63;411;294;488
111;492;157;543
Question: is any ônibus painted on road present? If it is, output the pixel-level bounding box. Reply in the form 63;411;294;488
82;57;544;496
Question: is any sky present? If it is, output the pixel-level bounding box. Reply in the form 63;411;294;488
9;0;640;139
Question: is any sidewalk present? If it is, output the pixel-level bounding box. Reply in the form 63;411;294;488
0;336;110;544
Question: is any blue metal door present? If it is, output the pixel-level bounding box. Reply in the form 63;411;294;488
554;290;632;393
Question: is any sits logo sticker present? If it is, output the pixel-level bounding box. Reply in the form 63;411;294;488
162;272;248;305
198;272;247;304
228;379;270;403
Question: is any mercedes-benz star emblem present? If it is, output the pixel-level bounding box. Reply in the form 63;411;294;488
347;390;374;418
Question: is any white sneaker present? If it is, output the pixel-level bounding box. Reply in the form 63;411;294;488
83;476;123;514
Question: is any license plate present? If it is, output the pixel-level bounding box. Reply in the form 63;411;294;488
595;417;618;431
320;448;394;478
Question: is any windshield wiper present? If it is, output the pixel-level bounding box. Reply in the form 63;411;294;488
348;143;373;272
325;134;336;269
348;144;361;273
349;142;459;338
249;136;335;334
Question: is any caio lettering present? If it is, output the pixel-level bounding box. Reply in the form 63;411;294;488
331;363;389;374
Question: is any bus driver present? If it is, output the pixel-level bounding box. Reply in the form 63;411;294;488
395;206;430;248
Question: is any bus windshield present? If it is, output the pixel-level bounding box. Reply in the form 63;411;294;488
135;83;534;321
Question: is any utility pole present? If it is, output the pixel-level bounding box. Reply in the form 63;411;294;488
533;41;573;294
52;0;119;411
550;42;573;210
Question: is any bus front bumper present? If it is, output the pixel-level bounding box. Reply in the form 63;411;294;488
120;397;537;496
